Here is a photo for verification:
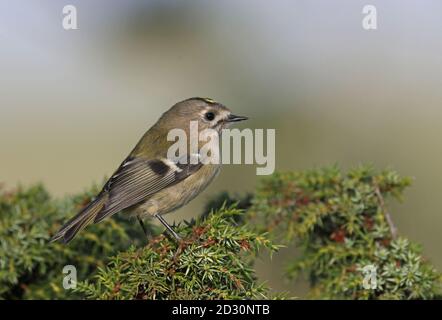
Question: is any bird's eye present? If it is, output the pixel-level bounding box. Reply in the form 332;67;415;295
205;112;215;121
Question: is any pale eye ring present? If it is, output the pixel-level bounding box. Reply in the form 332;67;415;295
205;112;215;121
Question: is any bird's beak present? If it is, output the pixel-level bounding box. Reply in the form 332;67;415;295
227;114;248;122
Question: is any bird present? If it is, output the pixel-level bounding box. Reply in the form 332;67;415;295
50;97;248;244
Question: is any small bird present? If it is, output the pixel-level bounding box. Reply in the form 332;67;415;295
51;97;247;243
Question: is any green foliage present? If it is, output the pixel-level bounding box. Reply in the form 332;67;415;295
76;206;279;299
249;165;441;299
0;184;142;299
201;191;253;223
1;165;440;300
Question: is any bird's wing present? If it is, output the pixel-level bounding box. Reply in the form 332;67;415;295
94;155;202;223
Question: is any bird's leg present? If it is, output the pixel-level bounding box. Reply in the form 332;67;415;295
137;216;151;240
154;214;182;241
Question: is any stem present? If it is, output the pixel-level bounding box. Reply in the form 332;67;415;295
374;185;398;239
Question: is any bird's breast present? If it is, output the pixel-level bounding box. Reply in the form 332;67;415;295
136;164;221;217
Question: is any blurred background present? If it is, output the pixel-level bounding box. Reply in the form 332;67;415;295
1;0;441;296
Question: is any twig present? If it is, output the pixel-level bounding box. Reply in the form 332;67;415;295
374;185;398;239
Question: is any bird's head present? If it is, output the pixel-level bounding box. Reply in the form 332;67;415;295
157;97;248;133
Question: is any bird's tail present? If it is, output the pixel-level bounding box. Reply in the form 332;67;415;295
50;193;108;244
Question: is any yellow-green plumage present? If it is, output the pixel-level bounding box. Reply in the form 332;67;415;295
51;97;247;243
